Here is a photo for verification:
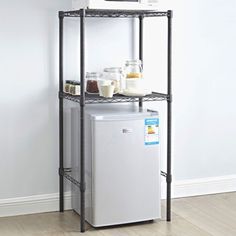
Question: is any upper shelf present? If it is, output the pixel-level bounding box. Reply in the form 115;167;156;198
60;91;169;104
60;9;168;18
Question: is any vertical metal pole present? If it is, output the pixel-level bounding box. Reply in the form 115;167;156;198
167;10;173;222
139;15;144;108
80;8;86;233
59;11;64;213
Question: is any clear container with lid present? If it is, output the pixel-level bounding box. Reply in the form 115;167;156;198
103;67;124;93
64;80;72;93
86;72;101;94
124;60;144;91
64;80;80;94
69;81;80;95
125;59;143;79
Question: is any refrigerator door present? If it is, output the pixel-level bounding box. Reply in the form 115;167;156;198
91;114;161;227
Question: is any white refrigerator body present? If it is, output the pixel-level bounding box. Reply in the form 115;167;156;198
71;107;161;227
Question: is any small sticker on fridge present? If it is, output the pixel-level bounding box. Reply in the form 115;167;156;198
145;118;159;145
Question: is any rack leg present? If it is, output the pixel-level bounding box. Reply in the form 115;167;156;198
59;12;64;213
139;15;144;108
166;100;172;221
167;10;173;222
59;168;64;212
80;9;86;233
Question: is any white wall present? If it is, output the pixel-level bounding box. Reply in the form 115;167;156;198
0;0;68;200
0;0;133;201
144;0;236;181
0;0;236;216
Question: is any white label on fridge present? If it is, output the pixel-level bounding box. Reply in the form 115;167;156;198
144;118;159;145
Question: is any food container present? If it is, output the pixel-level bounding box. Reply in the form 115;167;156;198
64;80;74;93
124;60;144;91
86;72;101;94
126;79;143;91
103;67;124;93
125;60;143;79
69;82;80;96
64;80;80;95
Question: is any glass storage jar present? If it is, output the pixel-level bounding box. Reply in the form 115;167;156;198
64;80;80;95
124;60;143;91
86;72;101;94
103;67;124;93
125;59;143;79
64;80;72;93
69;81;80;96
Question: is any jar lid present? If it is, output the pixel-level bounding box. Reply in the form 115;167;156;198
72;80;80;85
65;80;80;85
104;67;122;73
65;80;74;84
86;72;102;78
125;59;142;66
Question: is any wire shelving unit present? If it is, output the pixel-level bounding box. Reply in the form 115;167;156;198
58;9;172;233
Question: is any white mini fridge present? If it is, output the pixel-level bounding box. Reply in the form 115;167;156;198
71;105;161;227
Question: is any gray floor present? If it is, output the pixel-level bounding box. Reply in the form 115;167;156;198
0;192;236;236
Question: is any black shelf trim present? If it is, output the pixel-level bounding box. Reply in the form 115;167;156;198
61;9;168;18
59;91;169;104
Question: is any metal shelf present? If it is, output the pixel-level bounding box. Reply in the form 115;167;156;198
58;8;173;232
61;9;168;18
59;168;80;188
60;91;169;104
61;168;167;189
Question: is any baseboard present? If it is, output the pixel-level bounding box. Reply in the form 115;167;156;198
0;192;71;217
1;175;236;218
161;174;236;199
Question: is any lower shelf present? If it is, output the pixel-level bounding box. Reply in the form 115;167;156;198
59;168;167;189
59;91;169;104
59;168;80;188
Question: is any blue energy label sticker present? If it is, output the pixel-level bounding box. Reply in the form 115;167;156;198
145;118;159;145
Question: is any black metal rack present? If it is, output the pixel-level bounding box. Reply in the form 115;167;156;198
59;91;169;104
58;9;172;233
